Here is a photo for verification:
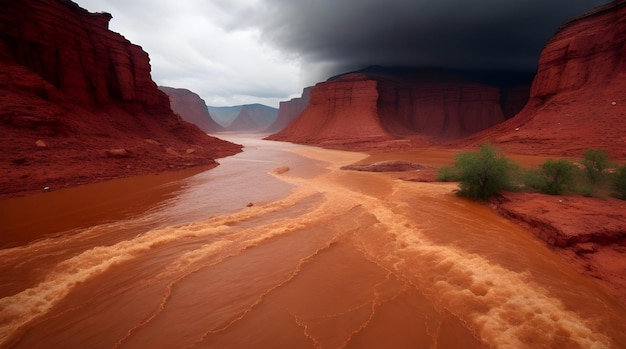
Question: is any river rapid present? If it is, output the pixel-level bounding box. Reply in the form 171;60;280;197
1;136;625;349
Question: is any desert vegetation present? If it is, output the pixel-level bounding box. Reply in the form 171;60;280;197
437;144;626;201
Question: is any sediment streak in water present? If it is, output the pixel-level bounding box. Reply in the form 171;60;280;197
0;142;623;348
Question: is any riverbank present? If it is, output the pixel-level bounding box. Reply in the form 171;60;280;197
341;150;626;306
0;166;212;248
492;192;626;305
3;140;624;304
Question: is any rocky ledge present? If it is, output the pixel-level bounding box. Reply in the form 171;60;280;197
492;191;626;304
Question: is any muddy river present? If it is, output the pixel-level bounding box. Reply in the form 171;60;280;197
1;136;624;348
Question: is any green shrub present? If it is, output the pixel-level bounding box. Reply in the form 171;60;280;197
583;149;609;184
522;168;547;192
612;165;626;200
452;143;518;200
538;159;577;195
436;166;458;182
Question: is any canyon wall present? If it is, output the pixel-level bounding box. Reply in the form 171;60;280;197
159;86;224;133
268;69;531;148
0;0;170;114
474;0;626;158
265;86;313;134
267;74;392;145
376;80;505;140
0;0;241;196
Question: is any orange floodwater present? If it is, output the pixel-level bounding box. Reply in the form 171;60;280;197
1;136;625;349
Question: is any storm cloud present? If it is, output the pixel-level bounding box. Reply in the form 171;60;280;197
73;0;608;106
251;0;607;77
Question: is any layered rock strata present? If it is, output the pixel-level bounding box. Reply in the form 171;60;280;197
265;87;312;133
0;0;241;196
473;0;626;158
267;69;532;148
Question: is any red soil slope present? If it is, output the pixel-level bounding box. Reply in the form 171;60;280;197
0;0;241;196
159;86;224;133
469;0;626;159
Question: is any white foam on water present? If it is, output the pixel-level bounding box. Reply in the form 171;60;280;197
0;187;325;345
361;203;612;349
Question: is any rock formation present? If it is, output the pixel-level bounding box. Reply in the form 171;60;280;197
0;0;241;196
267;68;532;148
225;107;261;132
159;86;224;133
265;87;312;134
223;104;278;133
472;0;626;158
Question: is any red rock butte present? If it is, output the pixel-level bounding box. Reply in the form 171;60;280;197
0;0;241;196
270;1;626;159
267;68;533;149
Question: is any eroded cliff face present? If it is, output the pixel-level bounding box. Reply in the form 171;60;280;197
474;0;626;158
268;70;530;148
265;86;312;134
0;0;171;114
376;81;505;140
268;74;394;146
159;86;224;133
0;0;241;196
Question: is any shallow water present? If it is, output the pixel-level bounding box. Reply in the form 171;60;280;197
1;136;624;349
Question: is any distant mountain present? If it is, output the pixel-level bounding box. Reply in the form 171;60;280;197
159;86;224;133
225;108;261;132
208;104;278;132
207;105;242;127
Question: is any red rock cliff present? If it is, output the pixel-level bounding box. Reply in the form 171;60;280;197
268;69;531;148
0;0;241;196
474;0;626;158
376;80;505;140
159;86;224;133
268;74;393;146
265;87;312;134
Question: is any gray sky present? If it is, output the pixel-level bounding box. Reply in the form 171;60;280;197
73;0;607;108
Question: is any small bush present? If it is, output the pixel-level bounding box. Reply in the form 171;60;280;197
538;159;577;195
583;149;609;184
452;143;518;200
612;165;626;200
436;166;458;182
522;168;547;191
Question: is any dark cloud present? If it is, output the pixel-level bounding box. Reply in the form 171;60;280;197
73;0;609;106
253;0;608;77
